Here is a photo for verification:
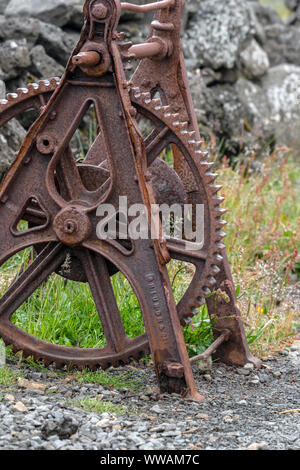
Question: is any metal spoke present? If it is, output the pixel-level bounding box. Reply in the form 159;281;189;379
0;243;65;320
79;249;128;353
58;147;90;201
167;238;207;263
145;127;173;165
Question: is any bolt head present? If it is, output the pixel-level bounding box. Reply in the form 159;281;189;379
92;3;108;20
64;220;77;234
163;362;184;378
54;206;91;246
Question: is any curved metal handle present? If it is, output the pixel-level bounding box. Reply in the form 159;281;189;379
121;0;175;13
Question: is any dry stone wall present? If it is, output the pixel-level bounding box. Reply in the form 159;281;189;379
0;0;300;177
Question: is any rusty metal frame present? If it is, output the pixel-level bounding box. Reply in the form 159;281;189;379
0;0;261;402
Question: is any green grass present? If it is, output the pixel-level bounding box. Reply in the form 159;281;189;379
70;397;126;415
260;0;291;18
220;151;300;355
0;366;20;386
75;369;143;391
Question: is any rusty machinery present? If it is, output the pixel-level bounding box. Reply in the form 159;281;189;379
0;0;261;400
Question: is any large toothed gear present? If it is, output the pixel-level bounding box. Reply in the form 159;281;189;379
0;0;261;400
130;86;227;323
0;78;226;369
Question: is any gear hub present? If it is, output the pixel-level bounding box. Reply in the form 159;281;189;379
53;206;92;246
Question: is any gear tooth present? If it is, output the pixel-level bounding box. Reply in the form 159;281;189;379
131;87;141;98
179;121;188;129
12;345;21;354
161;105;171;117
139;349;148;359
216;230;227;241
187;130;196;138
216;242;226;250
216;219;227;229
200;161;214;172
183;311;194;323
141;92;151;104
207;276;217;286
194;140;203;150
195;149;205;158
0;98;8;106
187;131;196;144
50;77;60;86
28;82;39;92
215;208;227;217
38;80;47;92
181;316;192;326
38;79;51;91
33;355;43;362
119;357;129;366
131;351;141;361
210;184;223;194
205;172;218;183
151;98;161;107
213;195;225;205
171;113;180;124
7;93;18;101
17;87;29;97
152;99;163;111
178;121;188;132
202;286;212;297
214;252;223;263
54;361;64;369
211;264;221;275
197;296;205;306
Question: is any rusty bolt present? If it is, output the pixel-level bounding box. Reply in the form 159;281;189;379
145;171;152;182
64;220;77;235
49;111;57;121
92;3;108;20
36;134;56;155
129;106;137;117
163;362;184;378
72;51;102;67
53;206;92;246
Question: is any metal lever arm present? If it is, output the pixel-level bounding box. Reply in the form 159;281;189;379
121;0;175;13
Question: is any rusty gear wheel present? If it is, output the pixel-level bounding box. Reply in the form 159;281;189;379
0;79;226;369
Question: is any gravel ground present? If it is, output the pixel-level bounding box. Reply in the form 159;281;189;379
0;338;299;451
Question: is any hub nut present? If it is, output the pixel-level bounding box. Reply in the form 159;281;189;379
53;206;91;246
92;3;108;20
